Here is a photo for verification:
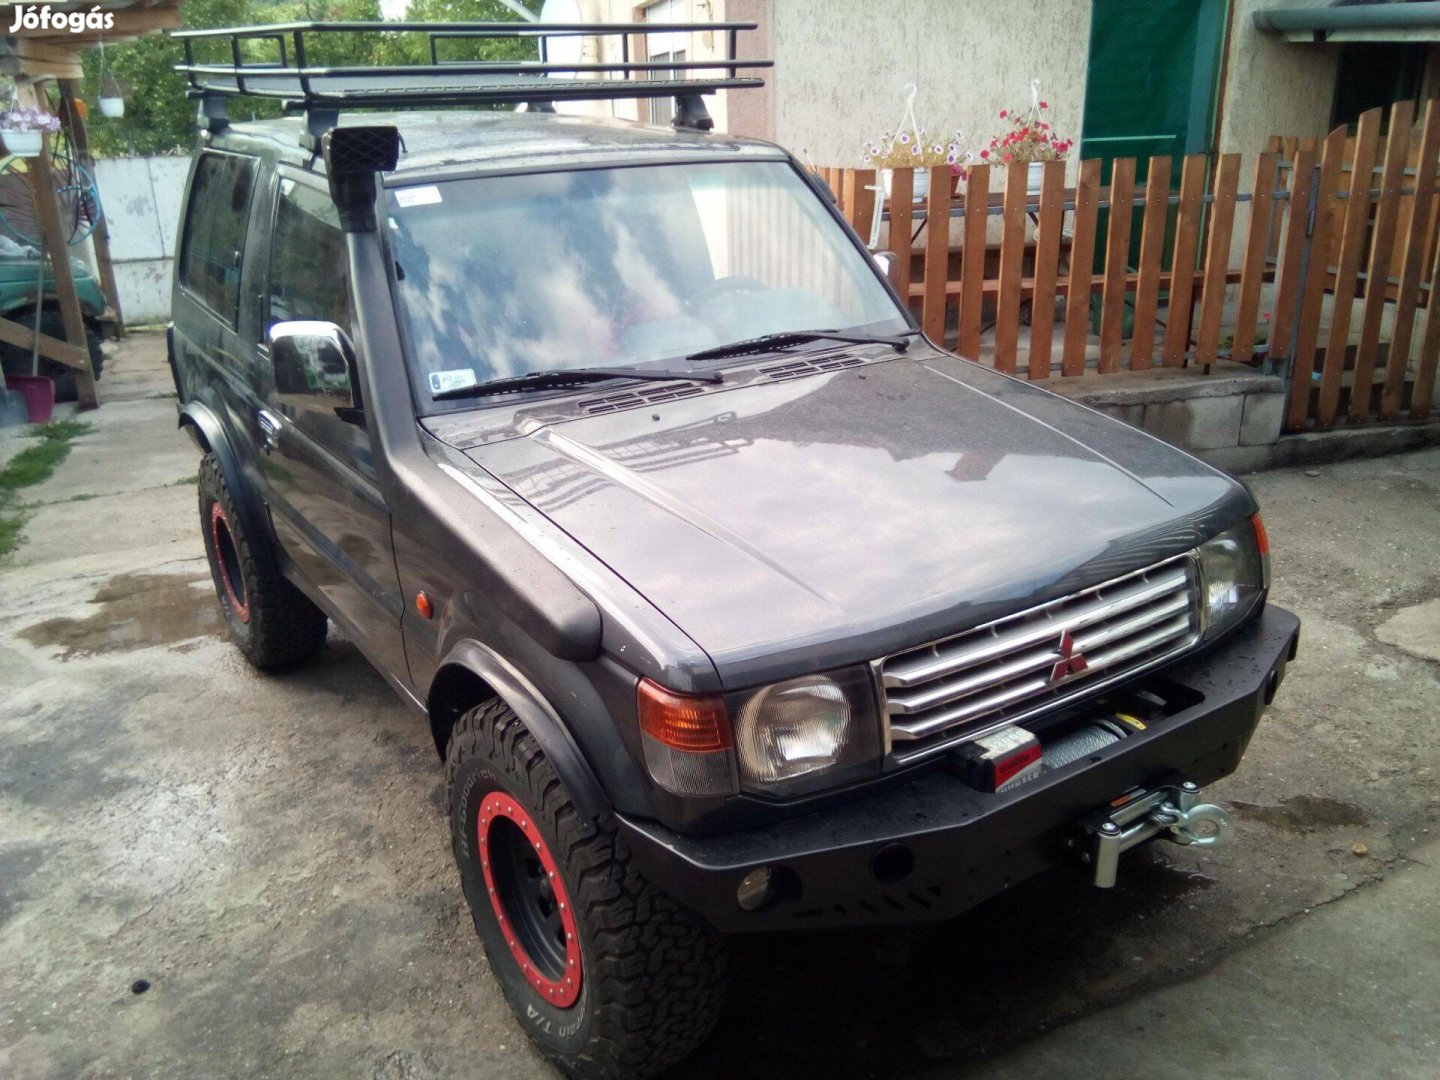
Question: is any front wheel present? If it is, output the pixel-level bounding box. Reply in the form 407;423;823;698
447;699;727;1079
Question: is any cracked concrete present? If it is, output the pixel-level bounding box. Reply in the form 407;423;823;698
2;334;1438;1079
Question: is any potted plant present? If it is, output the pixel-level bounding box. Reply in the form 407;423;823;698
0;106;61;158
981;92;1073;193
98;74;126;119
861;85;968;202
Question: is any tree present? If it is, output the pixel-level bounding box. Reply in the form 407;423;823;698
78;0;536;156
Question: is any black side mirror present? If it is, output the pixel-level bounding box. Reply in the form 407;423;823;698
268;320;361;417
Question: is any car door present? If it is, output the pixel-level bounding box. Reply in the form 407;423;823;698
172;149;265;474
256;171;406;675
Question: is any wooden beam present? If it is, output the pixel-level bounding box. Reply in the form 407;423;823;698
30;131;97;407
59;79;123;337
0;314;89;370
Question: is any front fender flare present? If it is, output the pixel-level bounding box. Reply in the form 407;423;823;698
433;640;608;823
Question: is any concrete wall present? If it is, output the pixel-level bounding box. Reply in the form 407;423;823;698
93;156;189;326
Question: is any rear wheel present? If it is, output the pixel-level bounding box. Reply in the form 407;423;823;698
198;453;327;669
447;699;727;1079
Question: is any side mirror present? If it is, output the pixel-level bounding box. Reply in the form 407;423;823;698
268;320;361;417
871;250;901;287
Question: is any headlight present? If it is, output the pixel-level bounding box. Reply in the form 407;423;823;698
730;667;881;798
1197;514;1269;639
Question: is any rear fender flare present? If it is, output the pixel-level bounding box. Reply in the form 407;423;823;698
430;639;608;824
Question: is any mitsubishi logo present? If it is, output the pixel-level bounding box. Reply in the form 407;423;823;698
1049;630;1088;683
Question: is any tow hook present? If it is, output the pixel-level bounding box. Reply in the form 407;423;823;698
1077;780;1233;888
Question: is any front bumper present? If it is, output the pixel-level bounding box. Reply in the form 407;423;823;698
618;605;1300;932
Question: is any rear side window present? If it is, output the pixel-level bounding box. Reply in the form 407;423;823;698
178;152;257;326
266;178;352;335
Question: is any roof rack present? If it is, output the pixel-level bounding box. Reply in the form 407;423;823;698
173;20;771;134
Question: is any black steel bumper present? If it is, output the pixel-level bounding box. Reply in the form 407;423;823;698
617;606;1300;932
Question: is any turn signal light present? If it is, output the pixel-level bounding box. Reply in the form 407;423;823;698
1250;513;1270;556
637;679;732;752
636;679;738;797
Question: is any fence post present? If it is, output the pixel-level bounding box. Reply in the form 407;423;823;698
957;164;989;358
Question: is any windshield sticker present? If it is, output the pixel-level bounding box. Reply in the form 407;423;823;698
396;185;443;208
428;368;477;394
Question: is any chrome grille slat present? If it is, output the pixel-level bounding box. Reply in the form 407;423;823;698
881;556;1201;757
882;567;1190;689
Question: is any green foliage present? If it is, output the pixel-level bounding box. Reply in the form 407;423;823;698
78;0;540;156
0;418;93;558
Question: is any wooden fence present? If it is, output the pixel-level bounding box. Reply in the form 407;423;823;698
817;97;1440;433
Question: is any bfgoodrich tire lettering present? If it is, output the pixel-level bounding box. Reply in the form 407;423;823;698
198;453;327;669
447;698;727;1079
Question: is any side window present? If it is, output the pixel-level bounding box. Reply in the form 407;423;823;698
178;152;257;326
267;178;352;336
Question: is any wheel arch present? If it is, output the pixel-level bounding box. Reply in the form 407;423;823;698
182;400;281;580
428;639;608;822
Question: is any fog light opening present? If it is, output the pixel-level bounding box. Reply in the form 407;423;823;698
737;866;778;912
871;844;915;885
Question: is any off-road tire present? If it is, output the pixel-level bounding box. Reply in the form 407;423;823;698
198;453;327;669
447;699;727;1079
0;306;104;402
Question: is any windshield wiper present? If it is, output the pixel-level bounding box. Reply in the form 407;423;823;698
432;366;722;402
685;328;916;363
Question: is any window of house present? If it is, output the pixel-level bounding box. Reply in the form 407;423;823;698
266;178;352;336
178;152;257;326
1332;42;1427;131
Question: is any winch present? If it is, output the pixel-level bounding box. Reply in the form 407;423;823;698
1076;779;1233;888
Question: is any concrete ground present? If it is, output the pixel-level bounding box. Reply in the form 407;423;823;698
2;333;1438;1080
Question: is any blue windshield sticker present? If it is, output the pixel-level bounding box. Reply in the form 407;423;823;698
429;368;477;394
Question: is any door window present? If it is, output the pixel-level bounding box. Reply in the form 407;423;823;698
267;178;353;336
178;152;258;326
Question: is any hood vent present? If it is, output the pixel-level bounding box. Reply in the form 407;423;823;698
577;381;708;415
759;353;865;381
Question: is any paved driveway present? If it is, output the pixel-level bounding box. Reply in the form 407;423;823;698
2;335;1436;1079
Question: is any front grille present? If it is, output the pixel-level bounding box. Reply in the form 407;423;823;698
880;555;1201;763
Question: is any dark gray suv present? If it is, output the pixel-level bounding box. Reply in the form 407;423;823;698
167;21;1299;1079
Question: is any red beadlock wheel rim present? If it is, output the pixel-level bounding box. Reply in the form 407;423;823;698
477;793;582;1008
210;501;250;624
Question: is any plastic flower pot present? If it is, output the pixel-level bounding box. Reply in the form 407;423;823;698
3;130;43;157
4;374;55;424
1027;161;1044;195
882;168;929;202
99;96;125;119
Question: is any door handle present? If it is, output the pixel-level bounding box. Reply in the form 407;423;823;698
258;408;281;453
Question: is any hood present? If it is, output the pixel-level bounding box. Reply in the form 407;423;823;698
457;351;1252;686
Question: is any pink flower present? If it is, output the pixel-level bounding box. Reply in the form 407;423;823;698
1263;312;1272;321
1002;152;1013;163
980;149;990;158
999;110;1008;118
1040;101;1048;108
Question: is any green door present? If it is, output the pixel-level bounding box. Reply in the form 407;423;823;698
1081;0;1228;169
1080;0;1228;320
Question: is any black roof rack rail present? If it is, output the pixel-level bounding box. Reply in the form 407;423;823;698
173;20;771;135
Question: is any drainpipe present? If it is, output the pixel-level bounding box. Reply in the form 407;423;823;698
1254;2;1440;40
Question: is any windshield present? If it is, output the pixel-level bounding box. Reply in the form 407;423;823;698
386;161;908;409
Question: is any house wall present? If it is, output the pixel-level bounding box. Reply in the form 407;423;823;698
1217;0;1340;154
769;0;1091;173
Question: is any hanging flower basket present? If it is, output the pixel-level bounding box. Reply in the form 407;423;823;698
980;81;1074;192
862;84;970;205
1;106;60;158
99;96;125;119
3;129;43;157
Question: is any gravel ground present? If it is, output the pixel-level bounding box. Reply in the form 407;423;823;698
1;334;1436;1079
